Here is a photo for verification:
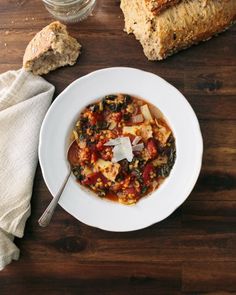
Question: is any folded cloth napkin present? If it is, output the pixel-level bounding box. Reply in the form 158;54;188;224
0;68;55;270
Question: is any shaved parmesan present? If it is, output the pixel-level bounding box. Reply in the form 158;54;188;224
112;145;126;162
140;104;153;121
110;137;134;163
120;137;133;162
132;136;142;146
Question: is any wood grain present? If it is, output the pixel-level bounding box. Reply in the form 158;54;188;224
0;0;236;294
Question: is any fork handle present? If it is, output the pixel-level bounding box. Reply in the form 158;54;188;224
38;171;71;227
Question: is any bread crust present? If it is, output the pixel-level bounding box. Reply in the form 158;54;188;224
145;0;181;15
23;21;81;75
121;0;236;60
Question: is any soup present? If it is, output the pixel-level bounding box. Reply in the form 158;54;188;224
68;94;176;204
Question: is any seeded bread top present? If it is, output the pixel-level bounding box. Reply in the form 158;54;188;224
145;0;182;14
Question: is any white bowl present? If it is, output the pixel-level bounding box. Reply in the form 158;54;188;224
39;67;203;232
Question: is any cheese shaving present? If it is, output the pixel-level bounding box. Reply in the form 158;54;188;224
132;136;142;145
109;136;134;163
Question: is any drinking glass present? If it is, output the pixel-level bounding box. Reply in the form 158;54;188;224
42;0;97;23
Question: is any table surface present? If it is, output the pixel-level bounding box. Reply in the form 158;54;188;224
1;0;236;294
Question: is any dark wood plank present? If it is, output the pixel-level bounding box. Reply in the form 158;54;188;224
0;261;182;295
184;66;236;96
189;95;236;120
183;262;236;293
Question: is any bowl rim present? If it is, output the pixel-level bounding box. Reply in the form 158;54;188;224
39;67;203;232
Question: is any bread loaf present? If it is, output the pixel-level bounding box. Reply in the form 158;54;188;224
120;0;236;60
23;21;81;75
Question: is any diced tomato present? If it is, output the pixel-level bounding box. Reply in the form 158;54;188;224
82;172;107;186
125;187;136;194
90;116;97;126
112;112;122;122
96;140;106;151
87;111;103;126
100;147;112;161
147;139;158;159
93;112;103;124
142;163;154;184
67;141;81;166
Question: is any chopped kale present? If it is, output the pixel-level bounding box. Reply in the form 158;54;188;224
157;144;176;177
97;121;108;130
72;166;84;181
87;104;99;113
124;94;132;105
105;95;117;100
80;117;88;124
120;159;130;174
123;113;131;122
108;103;123;112
157;165;171;177
141;185;148;194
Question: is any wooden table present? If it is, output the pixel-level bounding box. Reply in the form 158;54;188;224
1;0;236;294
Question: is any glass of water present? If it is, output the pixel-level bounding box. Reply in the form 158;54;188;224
42;0;97;23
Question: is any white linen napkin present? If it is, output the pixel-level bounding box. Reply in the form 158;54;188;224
0;68;55;270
